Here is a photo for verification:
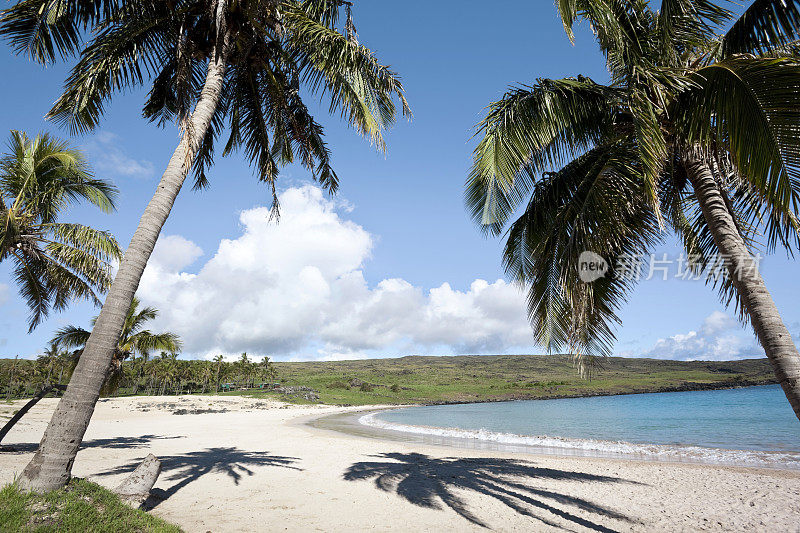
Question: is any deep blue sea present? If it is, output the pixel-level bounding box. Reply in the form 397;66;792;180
362;385;800;468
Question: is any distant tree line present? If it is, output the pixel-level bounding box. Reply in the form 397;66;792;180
0;352;276;400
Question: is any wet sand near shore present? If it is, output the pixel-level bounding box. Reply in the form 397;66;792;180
312;408;800;471
1;395;798;532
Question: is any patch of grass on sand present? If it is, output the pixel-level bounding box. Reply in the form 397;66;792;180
0;478;182;532
230;354;776;406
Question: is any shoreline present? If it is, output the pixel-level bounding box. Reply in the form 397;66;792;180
1;395;798;531
308;404;800;472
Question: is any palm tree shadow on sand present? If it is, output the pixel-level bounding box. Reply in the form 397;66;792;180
344;452;642;532
1;434;185;454
96;447;301;509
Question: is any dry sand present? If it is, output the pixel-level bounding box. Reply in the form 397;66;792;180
1;395;798;532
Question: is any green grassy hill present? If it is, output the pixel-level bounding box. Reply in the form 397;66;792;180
1;353;776;407
260;354;776;406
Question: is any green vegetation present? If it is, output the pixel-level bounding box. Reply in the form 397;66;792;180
244;354;776;406
0;478;181;532
0;353;775;408
0;352;275;401
0;130;121;331
53;297;182;395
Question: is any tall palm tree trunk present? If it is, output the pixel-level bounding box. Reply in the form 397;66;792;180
18;10;231;493
686;154;800;421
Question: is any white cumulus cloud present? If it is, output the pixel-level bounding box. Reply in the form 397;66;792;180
645;311;764;361
85;131;155;179
138;185;534;360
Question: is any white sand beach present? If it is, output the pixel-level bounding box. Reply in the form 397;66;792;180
1;395;798;532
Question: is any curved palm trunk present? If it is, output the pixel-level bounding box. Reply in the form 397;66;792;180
686;155;800;421
18;14;231;492
0;384;66;445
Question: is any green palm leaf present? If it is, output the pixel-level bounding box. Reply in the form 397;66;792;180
0;0;121;63
676;57;800;250
52;325;91;349
721;0;800;57
505;142;661;366
283;3;410;150
46;5;177;133
0;131;119;330
467;77;622;235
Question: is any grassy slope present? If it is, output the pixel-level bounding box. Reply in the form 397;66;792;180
0;479;181;533
234;354;776;406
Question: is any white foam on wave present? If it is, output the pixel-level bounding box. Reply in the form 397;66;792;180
358;411;800;470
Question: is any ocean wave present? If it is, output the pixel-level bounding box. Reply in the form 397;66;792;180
358;411;800;470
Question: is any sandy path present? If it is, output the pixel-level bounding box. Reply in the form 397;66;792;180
1;395;798;532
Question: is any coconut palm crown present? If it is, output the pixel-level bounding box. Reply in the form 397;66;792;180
467;0;800;415
0;130;120;331
1;0;409;204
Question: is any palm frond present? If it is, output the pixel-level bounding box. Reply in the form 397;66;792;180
675;57;800;251
125;299;159;337
556;0;627;50
51;324;91;349
45;259;103;313
43;239;115;293
46;4;176;133
629;88;667;225
10;249;50;332
467;77;621;235
721;0;800;57
45;223;121;263
225;63;279;184
0;0;124;64
657;0;731;52
505;142;661;365
284;3;409;149
126;331;182;358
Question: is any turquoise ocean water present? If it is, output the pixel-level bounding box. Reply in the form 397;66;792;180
362;385;800;468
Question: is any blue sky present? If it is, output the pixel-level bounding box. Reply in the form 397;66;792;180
1;0;798;361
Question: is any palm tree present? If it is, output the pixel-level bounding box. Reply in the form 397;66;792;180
1;0;408;491
36;341;69;384
52;297;182;396
145;358;160;395
0;131;121;331
199;362;213;393
213;354;225;392
467;1;800;419
237;352;251;388
259;356;275;385
4;355;20;400
157;352;179;395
